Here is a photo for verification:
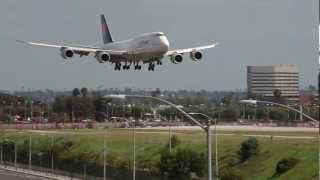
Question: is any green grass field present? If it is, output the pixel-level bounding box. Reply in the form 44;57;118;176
2;128;318;180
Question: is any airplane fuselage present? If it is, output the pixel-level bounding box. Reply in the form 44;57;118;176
101;32;169;62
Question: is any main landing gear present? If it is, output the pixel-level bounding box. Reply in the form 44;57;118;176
114;63;121;71
148;63;155;71
114;60;161;71
134;65;142;70
123;64;130;70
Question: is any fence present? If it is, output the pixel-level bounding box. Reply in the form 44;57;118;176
0;145;167;180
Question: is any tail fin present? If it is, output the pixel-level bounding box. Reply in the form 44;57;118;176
100;14;113;44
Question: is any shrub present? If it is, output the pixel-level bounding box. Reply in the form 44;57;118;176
158;148;205;180
220;169;244;180
166;135;181;149
239;137;259;162
276;157;299;174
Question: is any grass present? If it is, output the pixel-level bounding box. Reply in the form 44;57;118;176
1;128;318;179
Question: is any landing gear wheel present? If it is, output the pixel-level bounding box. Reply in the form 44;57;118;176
148;63;155;71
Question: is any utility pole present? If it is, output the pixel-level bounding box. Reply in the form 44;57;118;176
30;101;33;121
132;110;136;180
242;104;245;120
206;120;212;180
103;139;106;180
29;135;32;170
318;21;320;179
51;136;54;175
300;104;303;121
14;141;17;169
214;118;219;179
0;142;2;165
317;13;320;179
169;127;172;153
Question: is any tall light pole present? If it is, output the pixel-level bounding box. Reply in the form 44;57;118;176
51;136;54;175
14;141;17;169
103;137;107;180
29;135;32;170
317;21;320;180
132;115;136;180
105;94;214;180
189;112;219;179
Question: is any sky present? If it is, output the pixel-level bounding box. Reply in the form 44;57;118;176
0;0;318;91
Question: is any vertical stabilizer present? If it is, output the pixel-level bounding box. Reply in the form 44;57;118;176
100;15;113;44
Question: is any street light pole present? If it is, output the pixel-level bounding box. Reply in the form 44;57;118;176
206;121;212;180
239;100;318;122
214;118;218;178
169;127;172;153
105;95;212;180
189;112;219;180
51;136;54;175
132;116;136;180
103;138;106;180
14;141;17;169
29;135;32;170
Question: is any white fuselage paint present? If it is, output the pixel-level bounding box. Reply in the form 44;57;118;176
101;32;169;62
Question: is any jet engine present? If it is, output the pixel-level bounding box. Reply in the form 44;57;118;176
95;52;111;63
170;54;183;64
60;48;74;59
190;51;202;61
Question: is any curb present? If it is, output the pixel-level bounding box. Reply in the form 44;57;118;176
0;165;75;180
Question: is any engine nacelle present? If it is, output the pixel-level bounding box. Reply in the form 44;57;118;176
190;51;203;61
95;52;111;63
170;54;183;64
60;48;74;59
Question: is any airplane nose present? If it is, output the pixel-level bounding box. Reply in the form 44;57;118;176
161;36;170;51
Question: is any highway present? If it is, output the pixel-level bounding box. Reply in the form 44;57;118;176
0;169;51;180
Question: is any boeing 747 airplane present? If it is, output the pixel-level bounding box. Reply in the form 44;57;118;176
19;15;218;71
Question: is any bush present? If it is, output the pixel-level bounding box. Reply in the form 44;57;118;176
276;157;299;174
220;169;244;180
239;137;259;162
166;135;181;149
158;148;205;180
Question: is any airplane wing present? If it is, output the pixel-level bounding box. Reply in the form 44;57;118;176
165;43;218;56
17;40;127;56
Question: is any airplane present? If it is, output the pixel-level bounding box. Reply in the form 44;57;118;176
19;15;218;71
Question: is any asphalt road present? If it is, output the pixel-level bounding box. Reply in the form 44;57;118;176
0;169;51;180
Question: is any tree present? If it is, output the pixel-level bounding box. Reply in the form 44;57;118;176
221;93;234;106
80;87;89;98
93;97;112;122
305;85;316;91
273;89;287;104
72;88;80;97
239;137;259;163
151;88;161;97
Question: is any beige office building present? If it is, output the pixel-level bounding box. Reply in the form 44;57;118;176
247;65;299;103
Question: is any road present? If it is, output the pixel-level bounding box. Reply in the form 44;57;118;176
0;169;51;180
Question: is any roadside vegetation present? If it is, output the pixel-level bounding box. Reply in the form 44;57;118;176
0;129;317;180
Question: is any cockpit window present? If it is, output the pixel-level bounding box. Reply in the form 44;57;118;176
156;32;164;36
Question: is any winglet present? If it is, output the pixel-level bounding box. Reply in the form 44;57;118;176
100;14;113;44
